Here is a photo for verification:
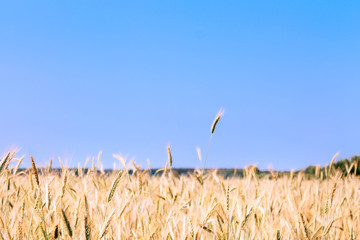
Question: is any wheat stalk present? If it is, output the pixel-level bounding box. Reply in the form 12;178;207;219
62;209;73;237
99;210;115;239
83;194;91;240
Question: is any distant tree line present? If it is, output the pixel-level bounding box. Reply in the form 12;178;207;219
16;154;360;178
305;155;360;176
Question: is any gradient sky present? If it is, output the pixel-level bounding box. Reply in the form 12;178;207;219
1;1;359;170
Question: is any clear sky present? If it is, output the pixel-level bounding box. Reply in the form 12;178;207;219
1;1;359;170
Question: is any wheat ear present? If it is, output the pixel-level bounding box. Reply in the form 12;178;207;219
204;108;224;170
30;156;40;187
108;171;123;203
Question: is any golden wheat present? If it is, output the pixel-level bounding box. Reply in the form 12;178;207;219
0;152;359;239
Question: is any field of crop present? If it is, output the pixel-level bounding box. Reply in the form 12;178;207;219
0;152;359;240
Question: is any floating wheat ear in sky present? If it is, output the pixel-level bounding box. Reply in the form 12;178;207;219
211;108;224;135
203;108;224;170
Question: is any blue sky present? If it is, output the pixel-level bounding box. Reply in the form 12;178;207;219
0;1;359;170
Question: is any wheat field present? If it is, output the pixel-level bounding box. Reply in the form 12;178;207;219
0;152;359;240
